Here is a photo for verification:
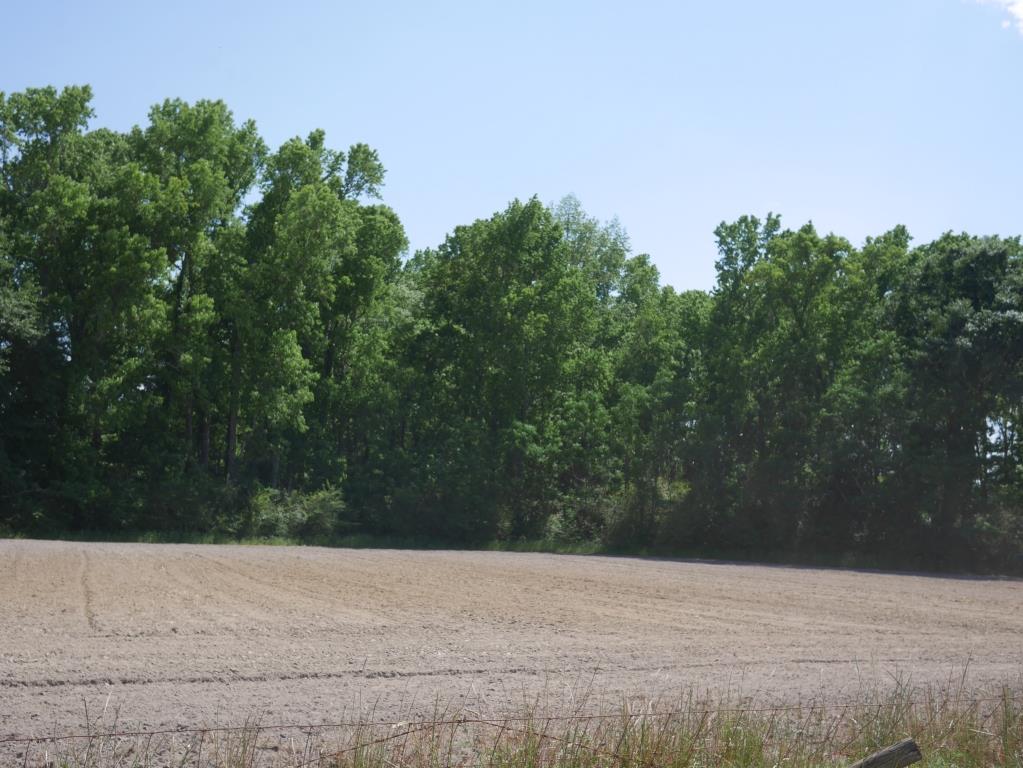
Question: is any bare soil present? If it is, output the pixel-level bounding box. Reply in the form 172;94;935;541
1;540;1021;743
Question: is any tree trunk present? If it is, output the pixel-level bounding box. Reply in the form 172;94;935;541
225;328;241;482
185;395;194;466
225;405;238;482
199;410;210;469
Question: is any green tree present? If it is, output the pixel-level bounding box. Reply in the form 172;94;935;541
129;98;266;482
399;198;597;539
1;86;168;527
888;233;1023;564
246;131;405;492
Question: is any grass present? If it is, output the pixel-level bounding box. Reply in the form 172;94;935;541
11;529;1018;579
3;529;455;549
2;529;607;558
9;677;1021;768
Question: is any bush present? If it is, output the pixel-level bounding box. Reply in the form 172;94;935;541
246;486;348;540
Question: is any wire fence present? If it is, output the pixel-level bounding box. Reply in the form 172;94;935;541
2;692;1018;748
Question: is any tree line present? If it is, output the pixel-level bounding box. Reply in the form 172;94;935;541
2;86;1021;571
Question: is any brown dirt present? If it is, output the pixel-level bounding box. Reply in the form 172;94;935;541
1;540;1021;743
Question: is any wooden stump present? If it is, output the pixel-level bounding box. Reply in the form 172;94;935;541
848;738;923;768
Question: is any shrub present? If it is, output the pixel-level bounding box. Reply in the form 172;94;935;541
246;486;348;540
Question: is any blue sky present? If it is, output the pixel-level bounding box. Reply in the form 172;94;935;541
3;0;1021;290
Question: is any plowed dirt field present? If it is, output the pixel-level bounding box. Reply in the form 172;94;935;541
1;540;1020;743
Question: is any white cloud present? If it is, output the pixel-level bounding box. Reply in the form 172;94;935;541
977;0;1023;34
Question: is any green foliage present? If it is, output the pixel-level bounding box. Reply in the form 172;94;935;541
1;84;1021;572
248;485;348;539
0;227;40;373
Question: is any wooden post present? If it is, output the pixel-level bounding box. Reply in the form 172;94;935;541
848;738;922;768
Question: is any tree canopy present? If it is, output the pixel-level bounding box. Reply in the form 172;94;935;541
2;86;1021;572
